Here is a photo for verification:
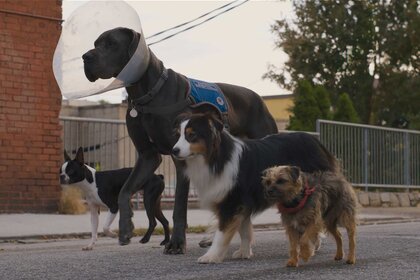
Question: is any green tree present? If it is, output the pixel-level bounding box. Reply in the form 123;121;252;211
287;80;332;131
314;84;332;120
333;93;360;123
265;0;420;129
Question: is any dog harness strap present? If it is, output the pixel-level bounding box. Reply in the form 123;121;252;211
277;182;316;214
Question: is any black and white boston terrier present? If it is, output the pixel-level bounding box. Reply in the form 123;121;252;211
59;147;170;250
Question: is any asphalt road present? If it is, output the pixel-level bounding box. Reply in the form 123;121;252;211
1;222;419;280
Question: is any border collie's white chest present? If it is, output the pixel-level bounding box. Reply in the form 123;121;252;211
185;140;243;209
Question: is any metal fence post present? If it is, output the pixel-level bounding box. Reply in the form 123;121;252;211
404;132;410;191
363;128;369;192
316;119;321;135
136;192;140;210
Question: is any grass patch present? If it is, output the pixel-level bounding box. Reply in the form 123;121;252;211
114;225;209;237
58;186;87;214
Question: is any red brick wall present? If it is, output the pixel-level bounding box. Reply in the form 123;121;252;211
0;1;63;212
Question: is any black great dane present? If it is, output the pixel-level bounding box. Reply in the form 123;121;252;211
82;27;277;254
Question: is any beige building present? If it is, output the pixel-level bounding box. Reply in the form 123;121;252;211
60;95;294;196
61;94;294;128
61;100;128;119
262;94;294;130
60;100;134;171
60;94;294;171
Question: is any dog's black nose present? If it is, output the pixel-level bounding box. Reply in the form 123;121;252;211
172;147;180;156
82;51;94;63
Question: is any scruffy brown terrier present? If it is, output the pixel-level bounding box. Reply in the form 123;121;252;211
262;165;357;267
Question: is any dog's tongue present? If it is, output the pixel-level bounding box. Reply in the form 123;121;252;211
53;1;147;99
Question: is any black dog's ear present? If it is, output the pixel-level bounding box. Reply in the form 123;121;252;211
64;150;71;162
127;29;140;58
289;166;301;183
75;147;85;165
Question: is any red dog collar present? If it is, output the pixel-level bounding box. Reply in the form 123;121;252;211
276;182;316;214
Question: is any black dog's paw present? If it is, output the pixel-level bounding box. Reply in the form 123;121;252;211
139;236;150;244
164;238;186;254
160;238;170;246
118;224;134;246
119;236;131;246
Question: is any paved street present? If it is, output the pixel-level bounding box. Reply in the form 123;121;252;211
1;221;419;280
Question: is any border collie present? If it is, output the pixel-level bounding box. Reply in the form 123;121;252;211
60;147;170;250
172;113;337;263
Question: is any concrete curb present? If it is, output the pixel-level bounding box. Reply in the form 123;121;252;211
2;217;420;243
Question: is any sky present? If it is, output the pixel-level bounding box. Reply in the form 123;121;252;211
62;0;294;103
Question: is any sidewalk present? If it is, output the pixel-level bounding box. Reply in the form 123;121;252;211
1;207;419;240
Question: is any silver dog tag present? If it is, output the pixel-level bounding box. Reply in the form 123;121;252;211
129;108;138;118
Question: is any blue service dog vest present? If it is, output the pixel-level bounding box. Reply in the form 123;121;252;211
188;78;229;127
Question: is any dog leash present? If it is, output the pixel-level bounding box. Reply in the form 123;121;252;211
276;182;316;214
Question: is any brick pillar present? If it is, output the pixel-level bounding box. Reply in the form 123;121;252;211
0;1;63;212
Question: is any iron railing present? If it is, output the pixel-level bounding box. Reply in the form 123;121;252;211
59;116;197;202
61;116;420;199
317;120;420;190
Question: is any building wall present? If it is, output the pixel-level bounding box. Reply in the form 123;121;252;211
262;94;293;130
59;94;296;171
58;94;294;197
0;1;63;213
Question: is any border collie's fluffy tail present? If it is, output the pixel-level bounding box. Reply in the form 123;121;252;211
318;141;340;173
294;132;339;174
